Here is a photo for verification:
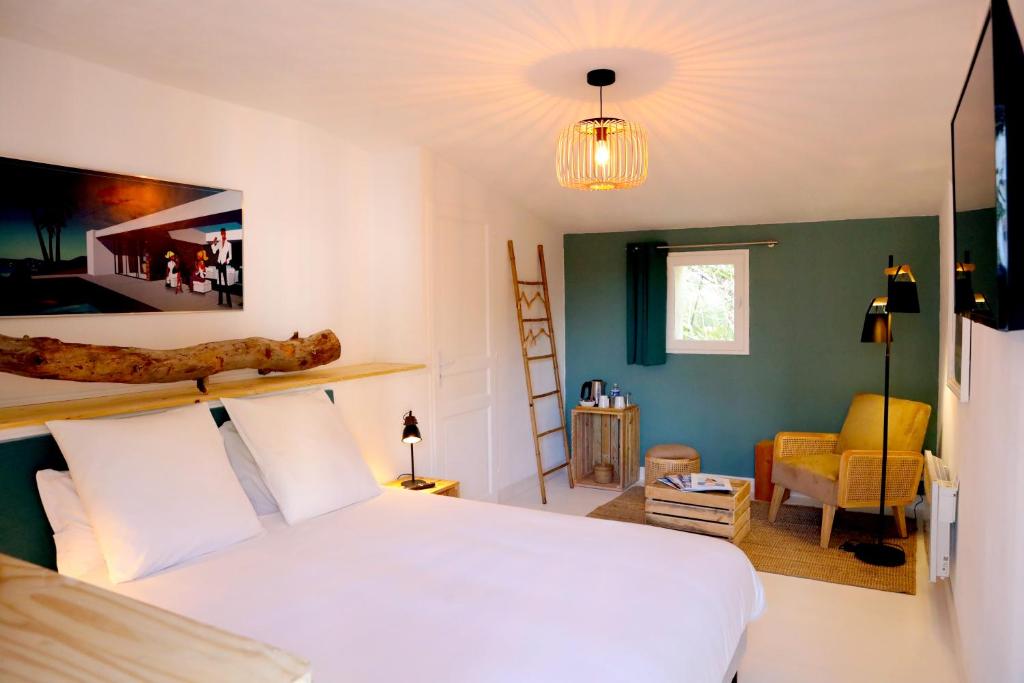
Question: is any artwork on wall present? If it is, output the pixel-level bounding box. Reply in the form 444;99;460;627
0;156;243;316
947;314;972;402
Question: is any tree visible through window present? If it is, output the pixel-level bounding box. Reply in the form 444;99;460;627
666;249;749;355
674;263;735;341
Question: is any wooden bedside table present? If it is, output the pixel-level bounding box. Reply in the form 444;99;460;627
384;476;460;498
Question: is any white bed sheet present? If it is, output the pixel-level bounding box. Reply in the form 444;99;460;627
83;490;764;683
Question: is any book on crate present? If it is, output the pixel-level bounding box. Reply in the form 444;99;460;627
657;473;733;493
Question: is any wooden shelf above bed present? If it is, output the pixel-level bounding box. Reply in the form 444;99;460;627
0;361;426;431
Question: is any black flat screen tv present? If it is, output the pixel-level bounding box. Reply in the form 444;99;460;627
952;0;1024;331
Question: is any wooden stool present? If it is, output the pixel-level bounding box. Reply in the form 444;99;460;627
754;438;790;503
644;444;701;486
754;439;774;501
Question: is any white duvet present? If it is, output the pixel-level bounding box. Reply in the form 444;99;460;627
84;490;764;683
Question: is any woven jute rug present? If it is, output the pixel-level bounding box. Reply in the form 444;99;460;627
587;487;917;595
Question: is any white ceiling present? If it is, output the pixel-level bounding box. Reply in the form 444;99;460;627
0;0;988;232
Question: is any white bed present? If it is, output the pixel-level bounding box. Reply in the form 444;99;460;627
82;489;764;683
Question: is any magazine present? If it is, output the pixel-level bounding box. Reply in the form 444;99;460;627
657;473;733;493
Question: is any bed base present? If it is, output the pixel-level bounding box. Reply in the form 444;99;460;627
723;630;747;683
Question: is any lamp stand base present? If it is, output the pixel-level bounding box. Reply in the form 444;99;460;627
401;478;435;491
850;541;906;567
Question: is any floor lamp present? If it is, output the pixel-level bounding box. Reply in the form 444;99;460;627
854;255;919;568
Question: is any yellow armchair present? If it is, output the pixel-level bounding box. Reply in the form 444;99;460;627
768;394;930;548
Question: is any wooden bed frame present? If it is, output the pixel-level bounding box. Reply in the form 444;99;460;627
0;553;311;682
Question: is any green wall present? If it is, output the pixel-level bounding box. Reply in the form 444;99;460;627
564;217;940;477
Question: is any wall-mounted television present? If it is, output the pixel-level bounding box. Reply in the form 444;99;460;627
952;0;1024;331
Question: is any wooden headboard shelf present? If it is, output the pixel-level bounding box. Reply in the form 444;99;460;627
0;361;425;431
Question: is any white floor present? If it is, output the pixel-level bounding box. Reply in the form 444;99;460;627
502;471;965;683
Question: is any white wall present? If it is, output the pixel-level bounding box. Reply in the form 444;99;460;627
935;2;1024;679
0;38;564;494
937;186;1024;682
0;38;431;480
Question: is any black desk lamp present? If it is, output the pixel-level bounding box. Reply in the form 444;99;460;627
401;411;434;490
852;256;919;567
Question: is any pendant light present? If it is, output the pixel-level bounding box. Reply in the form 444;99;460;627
556;69;648;191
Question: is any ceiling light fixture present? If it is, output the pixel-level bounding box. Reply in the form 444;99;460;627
556;69;648;191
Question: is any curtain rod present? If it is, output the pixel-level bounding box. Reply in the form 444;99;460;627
655;240;778;250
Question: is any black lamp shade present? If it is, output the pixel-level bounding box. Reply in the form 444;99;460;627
402;411;422;444
885;264;920;313
402;424;421;443
954;253;975;313
954;261;976;313
860;297;891;343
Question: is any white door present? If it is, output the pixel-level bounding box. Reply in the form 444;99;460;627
431;212;496;500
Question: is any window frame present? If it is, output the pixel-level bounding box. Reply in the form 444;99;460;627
665;248;750;355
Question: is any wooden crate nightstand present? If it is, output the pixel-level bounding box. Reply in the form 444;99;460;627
570;404;639;492
384;477;460;498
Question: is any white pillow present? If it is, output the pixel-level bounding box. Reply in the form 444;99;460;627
35;469;105;578
221;391;379;524
36;425;277;578
220;421;279;515
35;428;276;577
47;403;262;584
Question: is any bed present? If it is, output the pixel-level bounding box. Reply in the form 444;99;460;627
0;399;763;683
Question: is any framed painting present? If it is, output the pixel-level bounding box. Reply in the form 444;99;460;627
0;156;242;316
947;314;972;402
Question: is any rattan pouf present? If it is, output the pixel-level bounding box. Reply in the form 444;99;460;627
644;444;701;486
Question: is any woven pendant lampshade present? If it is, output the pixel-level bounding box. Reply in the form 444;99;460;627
556;69;648;191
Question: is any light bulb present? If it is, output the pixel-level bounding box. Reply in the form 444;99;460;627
594;139;610;166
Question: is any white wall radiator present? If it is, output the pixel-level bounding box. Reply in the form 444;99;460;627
925;451;959;582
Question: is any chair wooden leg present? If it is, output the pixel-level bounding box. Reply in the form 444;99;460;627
820;505;837;548
768;485;786;523
892;505;908;538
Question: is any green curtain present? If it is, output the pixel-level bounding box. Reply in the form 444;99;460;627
626;241;667;366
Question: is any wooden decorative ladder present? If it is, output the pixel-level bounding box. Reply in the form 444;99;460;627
507;240;573;504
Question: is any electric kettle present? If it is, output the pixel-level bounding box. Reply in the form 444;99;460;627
580;379;605;402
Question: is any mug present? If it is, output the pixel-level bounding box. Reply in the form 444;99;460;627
613;396;626;409
598;395;610;408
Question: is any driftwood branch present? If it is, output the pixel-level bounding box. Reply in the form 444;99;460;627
0;330;341;393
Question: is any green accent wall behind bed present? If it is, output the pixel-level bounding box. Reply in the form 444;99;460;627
564;217;939;477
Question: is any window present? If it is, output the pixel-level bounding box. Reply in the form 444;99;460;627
666;249;749;355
